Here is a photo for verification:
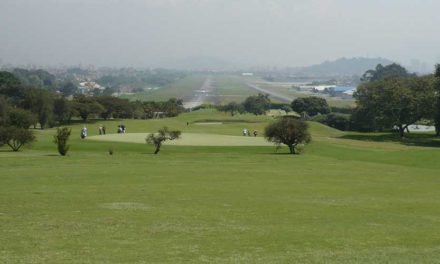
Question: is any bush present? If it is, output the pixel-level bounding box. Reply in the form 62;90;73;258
291;97;330;116
243;93;271;115
330;106;353;114
8;108;36;129
0;126;35;152
53;127;71;156
270;103;292;112
313;113;351;131
146;127;181;154
265;117;311;154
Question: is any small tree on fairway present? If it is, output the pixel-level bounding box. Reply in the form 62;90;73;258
53;127;71;156
146;127;181;154
265;117;311;154
0;126;35;152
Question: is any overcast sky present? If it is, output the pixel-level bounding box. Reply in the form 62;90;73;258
1;0;440;69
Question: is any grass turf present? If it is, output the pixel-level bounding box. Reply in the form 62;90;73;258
1;110;440;263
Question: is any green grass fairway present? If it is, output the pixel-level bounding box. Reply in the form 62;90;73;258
120;75;206;102
214;75;255;104
89;133;272;146
2;109;440;263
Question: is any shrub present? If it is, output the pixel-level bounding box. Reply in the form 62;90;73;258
8;108;36;128
313;113;351;131
291;97;330;116
53;127;71;156
146;127;181;154
0;126;35;152
265;117;311;154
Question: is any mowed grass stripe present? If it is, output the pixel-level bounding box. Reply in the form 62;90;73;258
88;133;273;146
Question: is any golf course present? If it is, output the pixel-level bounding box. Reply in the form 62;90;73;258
2;109;440;263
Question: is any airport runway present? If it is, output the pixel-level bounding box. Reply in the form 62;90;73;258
245;83;294;103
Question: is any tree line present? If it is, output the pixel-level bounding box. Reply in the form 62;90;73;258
218;63;440;139
302;64;440;138
0;71;186;151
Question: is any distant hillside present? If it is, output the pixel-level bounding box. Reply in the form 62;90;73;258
298;57;394;77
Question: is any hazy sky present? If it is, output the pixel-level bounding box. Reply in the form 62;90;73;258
1;0;440;68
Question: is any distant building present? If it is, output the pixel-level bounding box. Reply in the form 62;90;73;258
78;81;105;94
241;72;254;76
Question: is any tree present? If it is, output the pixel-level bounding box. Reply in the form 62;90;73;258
72;94;104;121
0;126;35;152
313;113;351;131
146;127;181;154
59;81;78;96
354;76;436;138
53;127;71;156
53;96;72;124
243;93;271;115
96;96;133;119
8;108;36;129
361;63;414;82
218;101;244;116
162;98;185;117
0;71;21;87
265;117;311;154
0;96;10;126
12;68;56;91
22;88;54;129
291;97;330;116
434;64;440;136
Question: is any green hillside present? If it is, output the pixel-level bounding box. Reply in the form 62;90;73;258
2;109;440;263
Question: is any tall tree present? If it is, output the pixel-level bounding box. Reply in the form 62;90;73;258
8;108;36;129
354;76;436;138
361;63;414;82
0;96;10;126
291;97;330;116
243;93;271;115
72;94;104;122
53;96;72;124
22;88;54;129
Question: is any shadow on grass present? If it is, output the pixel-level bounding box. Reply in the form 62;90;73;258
59;118;126;126
269;152;297;155
194;119;264;124
340;132;440;148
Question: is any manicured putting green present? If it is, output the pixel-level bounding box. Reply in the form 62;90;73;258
88;132;273;146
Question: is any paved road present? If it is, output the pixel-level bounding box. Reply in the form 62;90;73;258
183;77;216;109
245;83;294;103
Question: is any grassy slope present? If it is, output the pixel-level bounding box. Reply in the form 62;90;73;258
2;110;440;263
